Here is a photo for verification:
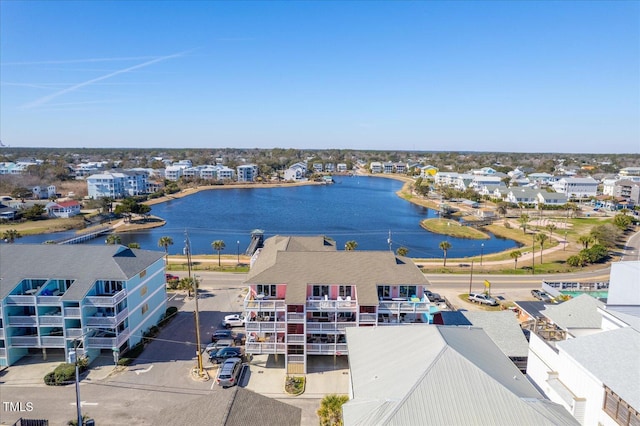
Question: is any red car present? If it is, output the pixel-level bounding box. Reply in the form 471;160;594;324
165;274;179;282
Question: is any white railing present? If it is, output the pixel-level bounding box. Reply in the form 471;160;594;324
11;336;39;346
307;322;339;332
86;337;115;348
245;342;286;354
287;312;305;322
306;343;349;355
85;289;127;307
36;295;62;305
7;316;37;326
86;316;117;327
359;313;377;323
245;322;286;333
287;335;305;343
40;336;65;347
336;322;357;331
4;295;35;305
244;299;286;311
306;299;358;311
378;300;431;313
66;328;83;338
39;315;63;326
64;307;82;317
0;329;4;339
0;348;5;357
287;354;305;364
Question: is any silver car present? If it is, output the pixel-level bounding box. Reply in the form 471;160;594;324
216;357;243;388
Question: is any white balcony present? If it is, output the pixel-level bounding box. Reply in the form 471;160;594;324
336;322;357;331
85;289;127;307
244;298;286;312
39;315;63;326
286;312;305;322
0;329;4;339
64;307;81;317
66;328;84;338
287;354;305;364
378;300;431;313
36;295;62;306
11;336;39;346
306;299;357;311
40;336;65;347
307;322;340;333
245;342;286;354
359;313;377;323
287;334;306;343
5;295;35;306
0;348;5;357
7;316;37;326
246;322;286;333
306;343;348;355
85;308;128;327
86;329;129;348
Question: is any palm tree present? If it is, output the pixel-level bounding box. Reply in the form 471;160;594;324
578;235;594;249
179;276;197;298
518;214;530;234
545;223;557;238
212;240;225;266
536;233;549;264
510;250;522;270
158;236;174;266
105;234;121;245
2;229;21;243
439;241;451;266
317;394;349;426
496;203;508;218
127;242;140;249
396;246;409;256
344;240;358;251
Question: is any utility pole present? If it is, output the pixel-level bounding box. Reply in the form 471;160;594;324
72;339;82;426
185;230;204;376
532;232;536;275
468;260;474;295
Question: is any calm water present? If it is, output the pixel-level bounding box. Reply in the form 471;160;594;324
17;176;518;257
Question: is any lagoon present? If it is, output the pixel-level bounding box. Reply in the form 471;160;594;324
18;176;518;257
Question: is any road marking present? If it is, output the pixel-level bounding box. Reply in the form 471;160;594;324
71;401;99;406
134;365;154;375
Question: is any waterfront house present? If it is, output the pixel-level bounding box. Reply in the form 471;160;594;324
86;171;149;199
0;245;166;367
552;177;598;199
237;164;258;182
370;162;382;173
45;200;81;218
336;163;348;173
342;326;579;426
242;235;432;374
525;262;640;425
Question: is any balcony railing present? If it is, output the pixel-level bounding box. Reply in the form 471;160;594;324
40;336;65;347
64;307;81;317
0;348;5;357
39;315;63;326
7;316;37;326
307;322;340;333
306;343;348;355
336;322;357;331
85;308;129;327
306;299;357;311
286;312;305;322
359;313;377;323
36;295;62;306
11;336;39;346
287;334;305;343
66;328;84;338
244;298;286;312
287;354;305;364
85;289;127;307
4;295;35;306
0;329;4;339
378;300;431;313
246;322;286;333
245;342;286;354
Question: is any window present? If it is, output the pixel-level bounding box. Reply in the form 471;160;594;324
140;286;147;297
377;286;390;299
141;304;148;315
313;285;329;297
339;286;352;298
139;269;146;278
399;286;417;298
257;285;276;297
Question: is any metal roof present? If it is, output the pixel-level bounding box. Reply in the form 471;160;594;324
0;244;164;300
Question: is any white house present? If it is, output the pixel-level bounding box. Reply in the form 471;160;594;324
553;177;598;199
45;200;81;218
237;164;258;182
370;162;382;173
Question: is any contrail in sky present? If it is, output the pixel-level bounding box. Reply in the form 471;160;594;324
3;56;159;66
21;51;188;109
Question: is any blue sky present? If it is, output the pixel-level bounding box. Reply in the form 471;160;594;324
1;1;638;153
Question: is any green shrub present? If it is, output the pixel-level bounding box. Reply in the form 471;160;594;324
44;361;87;386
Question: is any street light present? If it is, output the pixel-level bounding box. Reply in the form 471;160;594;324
237;240;240;264
532;232;536;275
185;231;204;377
70;339;83;426
480;243;484;266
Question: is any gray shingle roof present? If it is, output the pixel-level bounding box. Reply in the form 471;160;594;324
247;236;428;305
0;244;164;300
343;325;578;426
541;294;604;329
459;311;530;358
557;327;640;410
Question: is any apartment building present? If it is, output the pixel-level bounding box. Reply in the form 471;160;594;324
242;236;432;374
0;245;166;367
237;164;259;182
86;171;149;199
552;177;598;199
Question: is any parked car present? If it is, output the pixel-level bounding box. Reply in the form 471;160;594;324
211;329;233;343
216;357;243;388
204;339;234;354
222;314;246;328
531;289;553;302
424;291;443;303
209;347;243;364
165;273;179;282
468;292;498;306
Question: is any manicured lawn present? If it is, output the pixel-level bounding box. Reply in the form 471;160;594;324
421;218;490;239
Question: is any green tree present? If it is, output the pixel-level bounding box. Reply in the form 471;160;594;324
127;242;140;249
396;246;409;256
613;213;632;230
590;224;621;248
510;250;522;270
535;233;549;263
100;197;114;213
577;235;594;249
518;214;530;234
158;236;174;266
496;203;508;218
545;223;557;238
439;241;451;266
178;276;198;298
344;240;358;251
317;394;349;426
2;229;22;243
105;234;121;245
212;240;226;266
22;204;46;220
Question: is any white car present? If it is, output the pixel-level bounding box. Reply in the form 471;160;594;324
222;314;246;328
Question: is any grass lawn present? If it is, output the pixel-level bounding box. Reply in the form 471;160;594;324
421;218;490;239
0;216;86;236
